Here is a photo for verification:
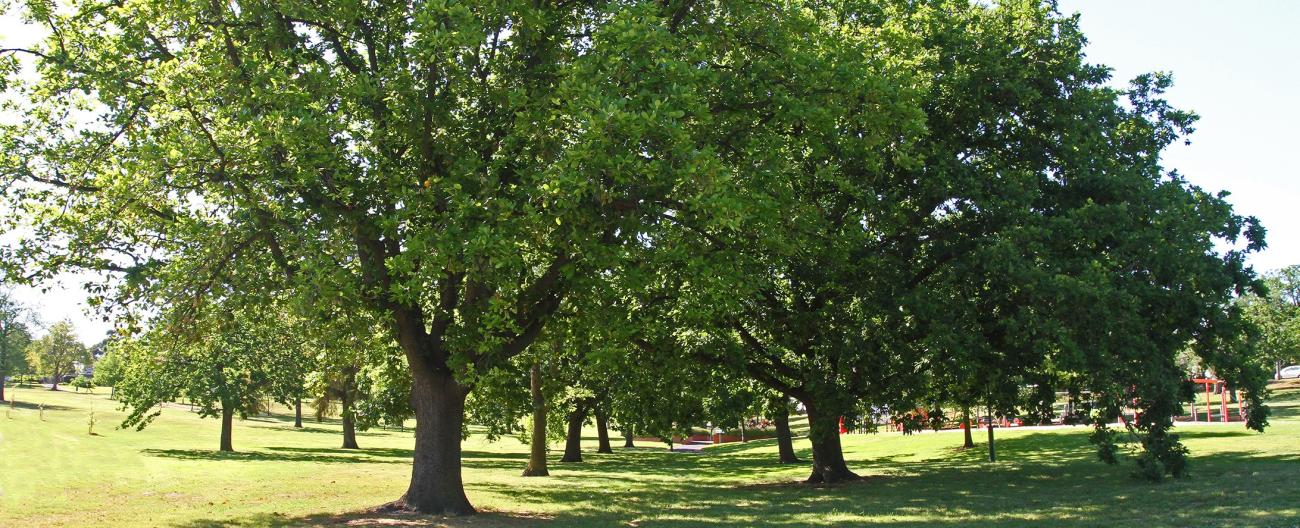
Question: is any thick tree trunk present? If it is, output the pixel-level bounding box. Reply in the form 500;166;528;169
561;402;587;463
397;361;474;515
341;370;359;450
804;403;858;483
774;403;800;464
294;396;303;428
986;406;996;462
595;405;613;454
962;406;975;449
522;362;549;477
623;427;634;448
220;403;234;452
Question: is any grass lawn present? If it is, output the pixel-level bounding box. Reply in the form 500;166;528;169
2;381;1298;527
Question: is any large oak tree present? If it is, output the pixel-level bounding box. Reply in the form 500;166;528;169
0;0;855;514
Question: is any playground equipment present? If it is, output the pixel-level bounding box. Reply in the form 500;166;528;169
1187;378;1246;423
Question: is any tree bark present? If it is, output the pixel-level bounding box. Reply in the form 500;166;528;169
522;362;549;477
594;405;613;454
560;401;587;463
962;406;975;449
773;402;800;464
804;402;858;483
294;396;303;428
0;380;5;402
986;405;996;462
623;427;635;448
397;360;474;515
341;369;359;449
220;403;234;452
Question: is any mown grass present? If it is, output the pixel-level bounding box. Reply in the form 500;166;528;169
2;381;1298;527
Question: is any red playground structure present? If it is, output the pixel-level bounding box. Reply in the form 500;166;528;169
1186;378;1246;423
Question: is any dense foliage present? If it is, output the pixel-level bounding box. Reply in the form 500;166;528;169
0;289;33;401
0;0;1273;513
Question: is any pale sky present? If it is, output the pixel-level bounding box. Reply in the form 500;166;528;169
2;2;1297;344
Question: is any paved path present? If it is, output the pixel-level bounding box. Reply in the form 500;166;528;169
668;441;712;452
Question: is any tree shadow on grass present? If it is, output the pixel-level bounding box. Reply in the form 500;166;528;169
140;448;411;465
265;446;414;459
171;508;553;527
247;424;390;437
450;426;1300;527
2;400;77;411
139;447;532;470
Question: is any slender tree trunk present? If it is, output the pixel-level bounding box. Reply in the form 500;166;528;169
623;427;634;448
1277;360;1284;380
0;379;5;402
986;405;996;462
561;401;587;463
962;406;975;449
595;405;613;454
294;396;303;428
397;359;474;515
522;362;549;477
220;403;235;452
803;401;858;483
773;401;800;464
739;420;746;442
341;370;359;449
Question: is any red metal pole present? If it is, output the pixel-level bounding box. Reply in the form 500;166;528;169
1205;382;1212;422
1220;384;1228;423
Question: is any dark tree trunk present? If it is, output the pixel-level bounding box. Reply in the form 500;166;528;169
623;427;634;448
396;357;474;516
594;405;613;454
0;380;5;402
772;400;800;464
561;401;587;463
294;396;303;428
522;362;549;477
341;369;359;449
986;405;996;462
962;406;975;449
804;402;858;483
219;403;234;452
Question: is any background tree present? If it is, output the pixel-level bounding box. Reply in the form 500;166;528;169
1241;266;1300;379
93;344;125;399
304;308;391;450
25;320;88;391
0;289;33;402
764;392;802;464
116;303;300;452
